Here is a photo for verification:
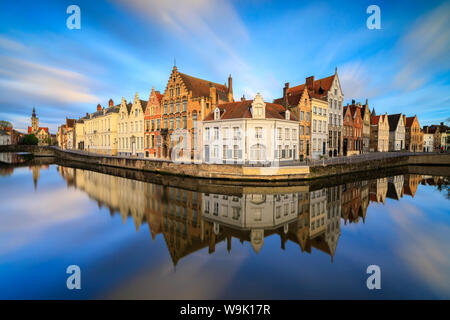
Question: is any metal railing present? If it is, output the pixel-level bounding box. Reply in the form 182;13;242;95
307;151;441;167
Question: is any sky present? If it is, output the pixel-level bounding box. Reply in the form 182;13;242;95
0;0;449;133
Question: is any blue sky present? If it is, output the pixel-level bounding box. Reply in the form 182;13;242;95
0;0;449;133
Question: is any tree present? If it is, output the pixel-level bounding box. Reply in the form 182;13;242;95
0;120;12;128
19;134;39;145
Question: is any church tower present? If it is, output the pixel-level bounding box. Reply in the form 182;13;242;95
31;107;39;133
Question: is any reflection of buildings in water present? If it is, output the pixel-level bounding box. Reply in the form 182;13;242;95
325;186;341;257
202;192;299;253
58;167;148;231
203;187;341;261
341;182;362;224
387;175;404;200
369;177;388;204
0;152;12;164
30;165;49;190
421;175;445;187
159;186;210;266
360;180;369;222
54;167;441;266
403;174;422;198
310;189;327;238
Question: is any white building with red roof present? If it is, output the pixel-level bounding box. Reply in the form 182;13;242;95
202;93;299;165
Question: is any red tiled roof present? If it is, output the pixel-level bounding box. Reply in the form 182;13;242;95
28;126;49;133
155;91;163;103
178;72;229;99
204;100;298;121
274;74;335;106
405;116;416;127
371;115;380;125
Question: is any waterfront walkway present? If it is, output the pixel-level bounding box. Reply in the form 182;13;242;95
55;147;446;168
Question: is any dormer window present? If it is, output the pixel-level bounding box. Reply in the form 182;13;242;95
214;108;220;120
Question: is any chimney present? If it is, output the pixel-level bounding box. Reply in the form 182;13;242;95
209;84;217;107
352;99;355;105
228;75;233;94
306;76;314;91
282;82;289;107
109;99;114;108
241;95;246;102
97;104;101;112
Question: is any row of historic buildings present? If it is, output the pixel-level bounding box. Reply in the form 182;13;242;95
55;66;449;161
55;166;435;264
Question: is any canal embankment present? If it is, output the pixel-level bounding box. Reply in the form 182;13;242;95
0;145;449;181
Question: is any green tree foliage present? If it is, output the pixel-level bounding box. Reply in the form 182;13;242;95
0;120;12;128
20;134;39;145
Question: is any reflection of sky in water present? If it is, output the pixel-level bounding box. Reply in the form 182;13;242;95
0;165;449;299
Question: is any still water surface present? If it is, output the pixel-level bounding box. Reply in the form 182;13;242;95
0;162;449;299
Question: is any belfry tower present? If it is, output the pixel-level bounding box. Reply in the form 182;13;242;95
31;107;39;133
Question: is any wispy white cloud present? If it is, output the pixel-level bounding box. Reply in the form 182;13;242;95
393;2;450;91
0;54;100;105
389;203;450;297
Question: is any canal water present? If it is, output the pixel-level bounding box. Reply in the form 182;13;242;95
0;159;449;299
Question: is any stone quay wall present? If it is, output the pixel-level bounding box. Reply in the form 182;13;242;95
0;145;448;181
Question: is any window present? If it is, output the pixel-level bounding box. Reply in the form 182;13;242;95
319;108;322;115
232;207;240;220
285;128;290;140
277;128;282;140
313;107;317;114
170;102;174;113
300;126;304;135
164;103;167;114
300;111;304;120
233;145;239;159
214;127;219;140
223;127;229;140
223;145;228;159
182;116;187;129
193;112;198;129
182;99;187;112
233;127;240;140
313;120;317;132
170;118;174;129
292;129;296;139
135;109;138;117
176;117;180;129
254;105;263;117
306;112;310;121
205;128;210;140
176;100;180;113
255;127;262;139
